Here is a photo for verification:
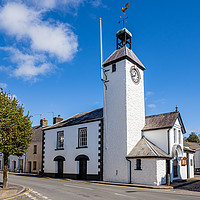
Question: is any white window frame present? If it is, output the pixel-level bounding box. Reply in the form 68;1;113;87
174;128;177;143
178;130;181;144
57;131;64;149
78;127;87;148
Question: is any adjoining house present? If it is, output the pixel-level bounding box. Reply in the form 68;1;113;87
184;141;200;172
43;109;103;180
0;118;47;174
0;153;26;173
42;26;194;185
26;118;48;174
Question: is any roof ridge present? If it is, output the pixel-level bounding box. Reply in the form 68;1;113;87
143;137;159;157
146;111;179;118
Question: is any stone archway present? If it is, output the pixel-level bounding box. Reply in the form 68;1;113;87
53;156;65;178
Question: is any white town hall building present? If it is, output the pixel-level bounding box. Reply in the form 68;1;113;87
42;27;194;185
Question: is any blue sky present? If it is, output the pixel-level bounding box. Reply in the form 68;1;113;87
0;0;199;137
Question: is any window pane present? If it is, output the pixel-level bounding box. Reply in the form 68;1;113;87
57;131;64;149
78;128;87;147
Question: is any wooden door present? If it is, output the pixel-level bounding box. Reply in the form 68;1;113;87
79;159;87;180
28;161;31;173
57;160;63;178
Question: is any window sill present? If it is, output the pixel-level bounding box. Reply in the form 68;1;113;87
134;169;142;171
55;148;64;151
76;146;88;149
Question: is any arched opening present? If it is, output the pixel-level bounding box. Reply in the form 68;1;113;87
53;156;65;178
173;150;179;178
75;155;89;180
172;145;183;179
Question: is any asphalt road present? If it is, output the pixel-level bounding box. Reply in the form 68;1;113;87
1;174;200;200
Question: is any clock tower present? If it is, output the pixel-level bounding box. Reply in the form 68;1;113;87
102;28;146;182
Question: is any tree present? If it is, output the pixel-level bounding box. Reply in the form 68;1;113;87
186;132;200;143
0;88;32;188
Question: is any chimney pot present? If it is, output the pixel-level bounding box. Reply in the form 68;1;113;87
53;115;63;124
40;118;48;127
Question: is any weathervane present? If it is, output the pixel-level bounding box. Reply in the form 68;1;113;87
119;3;129;28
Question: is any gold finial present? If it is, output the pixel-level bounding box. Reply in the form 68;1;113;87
122;3;129;15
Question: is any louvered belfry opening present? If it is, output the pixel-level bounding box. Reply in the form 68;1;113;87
116;28;132;50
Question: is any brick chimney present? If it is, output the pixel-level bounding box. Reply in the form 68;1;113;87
53;115;63;124
40;118;48;127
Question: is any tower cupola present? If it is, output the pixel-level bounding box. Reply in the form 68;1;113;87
116;28;132;49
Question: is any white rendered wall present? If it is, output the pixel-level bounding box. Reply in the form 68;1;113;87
195;149;200;169
44;120;101;175
180;152;187;180
187;153;194;178
169;118;184;155
156;159;166;185
0;154;26;172
143;129;168;154
103;59;145;183
131;159;157;185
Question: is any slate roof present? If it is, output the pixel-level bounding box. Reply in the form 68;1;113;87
142;111;186;133
127;137;171;159
31;125;43;142
44;108;103;130
102;46;145;70
183;141;200;150
184;146;196;153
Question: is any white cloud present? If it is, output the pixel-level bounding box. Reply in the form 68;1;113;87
31;0;85;9
0;2;78;80
1;47;54;80
145;91;154;101
90;0;106;8
146;91;154;96
0;83;8;89
147;104;156;108
0;3;78;61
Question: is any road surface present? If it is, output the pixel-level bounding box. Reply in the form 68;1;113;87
1;174;200;200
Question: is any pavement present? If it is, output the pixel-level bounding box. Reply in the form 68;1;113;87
0;182;26;200
1;173;200;199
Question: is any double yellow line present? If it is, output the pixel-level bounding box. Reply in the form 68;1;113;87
3;187;32;200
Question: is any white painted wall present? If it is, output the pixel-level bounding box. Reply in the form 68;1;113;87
143;129;168;154
180;152;187;180
169;118;184;155
187;153;194;178
131;159;156;185
0;154;26;172
103;58;145;183
44;120;101;175
156;159;167;185
195;149;200;170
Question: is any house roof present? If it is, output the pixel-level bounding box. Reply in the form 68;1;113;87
102;46;145;70
184;146;196;153
127;137;171;159
44;108;103;130
183;141;200;150
44;108;186;134
31;125;43;142
142;111;186;133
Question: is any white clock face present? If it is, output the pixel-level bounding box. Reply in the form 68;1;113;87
130;66;140;84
